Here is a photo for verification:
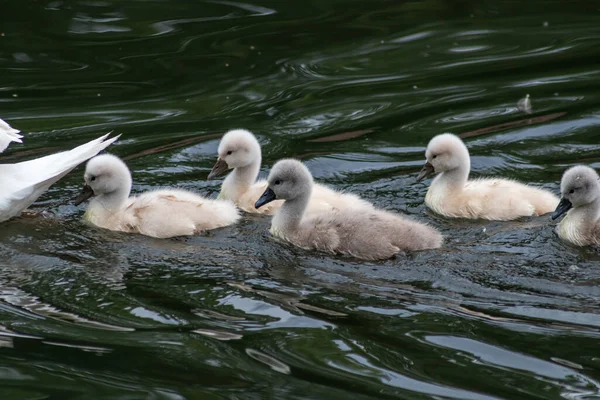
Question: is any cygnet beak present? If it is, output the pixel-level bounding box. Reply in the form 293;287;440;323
416;162;435;182
551;198;572;220
255;187;277;209
73;184;95;206
207;158;229;180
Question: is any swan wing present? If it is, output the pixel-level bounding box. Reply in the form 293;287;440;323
0;133;119;222
0;118;23;153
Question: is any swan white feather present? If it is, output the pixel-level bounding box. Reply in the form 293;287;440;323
0;131;119;222
0;117;23;153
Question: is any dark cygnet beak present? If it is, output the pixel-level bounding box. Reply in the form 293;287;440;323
207;158;229;180
255;187;277;209
73;185;95;206
551;198;572;220
416;162;435;182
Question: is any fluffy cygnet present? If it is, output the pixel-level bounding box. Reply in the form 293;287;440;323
416;133;559;220
207;129;372;215
255;159;442;260
74;154;240;238
551;165;600;246
0;117;23;153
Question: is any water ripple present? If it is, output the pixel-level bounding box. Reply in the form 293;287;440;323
2;1;600;398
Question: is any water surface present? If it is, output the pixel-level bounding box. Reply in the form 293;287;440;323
2;1;600;399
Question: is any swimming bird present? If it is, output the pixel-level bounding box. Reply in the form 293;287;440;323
207;129;373;215
74;154;240;238
0;132;119;222
255;159;442;260
416;133;559;220
0;118;23;153
551;165;600;246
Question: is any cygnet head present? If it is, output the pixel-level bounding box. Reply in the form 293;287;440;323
73;154;132;205
207;129;261;179
417;133;470;181
552;165;600;220
255;159;313;209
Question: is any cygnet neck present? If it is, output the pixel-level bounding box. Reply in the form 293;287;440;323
436;164;470;188
434;139;472;189
571;197;600;223
224;144;263;195
232;155;261;187
92;177;131;214
275;186;312;230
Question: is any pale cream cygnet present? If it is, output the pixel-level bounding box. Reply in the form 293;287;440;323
551;165;600;246
74;154;240;238
255;159;443;260
207;129;373;215
416;133;559;220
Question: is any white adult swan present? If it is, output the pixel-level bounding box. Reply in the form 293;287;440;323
416;133;559;220
0;130;119;222
255;159;442;260
551;165;600;246
74;154;240;238
207;129;373;215
0;118;23;153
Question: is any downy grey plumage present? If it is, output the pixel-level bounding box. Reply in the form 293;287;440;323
256;159;443;260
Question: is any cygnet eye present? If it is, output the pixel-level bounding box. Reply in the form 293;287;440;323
274;180;281;185
432;155;437;159
569;189;575;194
227;150;233;155
90;176;96;182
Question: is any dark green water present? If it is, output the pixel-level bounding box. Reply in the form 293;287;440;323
2;1;600;399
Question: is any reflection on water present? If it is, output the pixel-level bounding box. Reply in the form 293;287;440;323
2;0;600;399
